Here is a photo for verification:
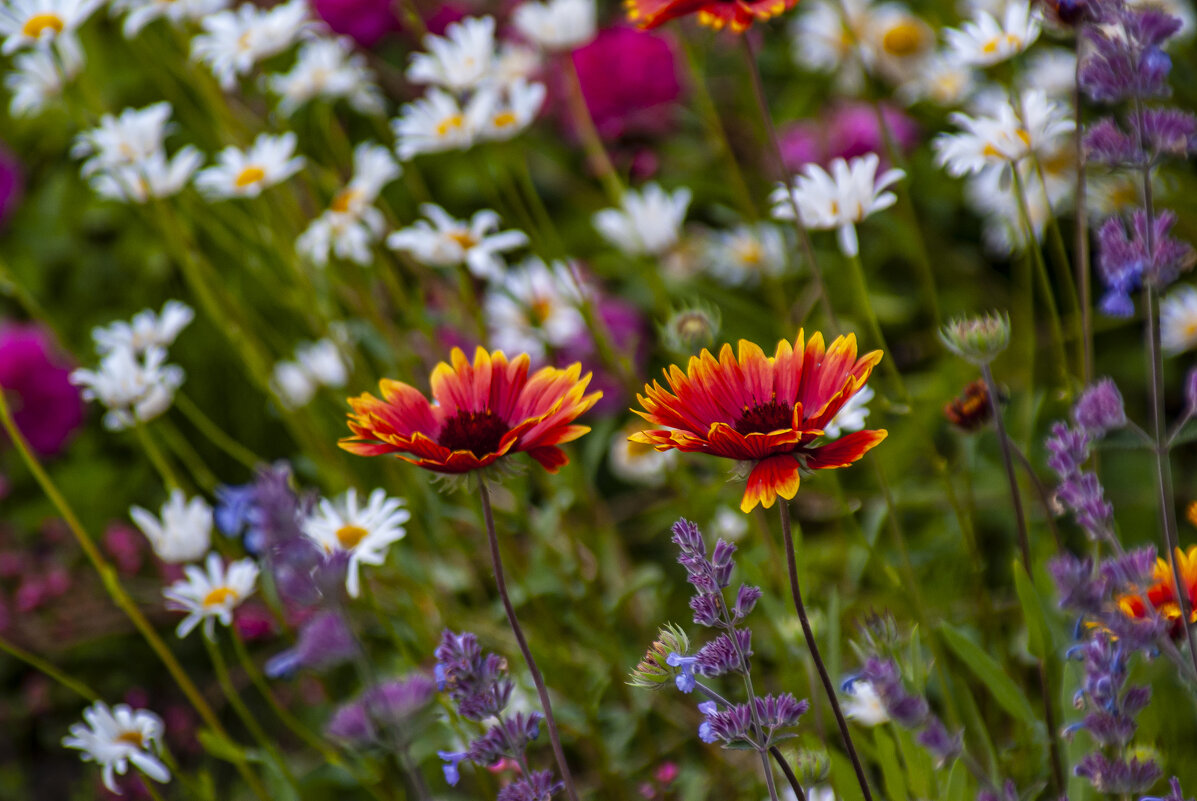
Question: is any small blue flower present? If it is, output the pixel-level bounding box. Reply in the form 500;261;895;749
666;652;698;693
697;701;718;743
437;750;469;786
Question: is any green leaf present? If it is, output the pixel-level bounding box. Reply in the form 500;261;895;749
874;727;909;801
829;747;868;801
895;726;934;800
944;758;971;801
1013;560;1052;662
938;623;1040;728
196;728;249;764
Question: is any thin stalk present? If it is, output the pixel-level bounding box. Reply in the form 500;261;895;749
0;633;98;700
157;418;220;492
1132;81;1197;676
0;390;271;801
134;424;182;491
978;363;1067;794
979;364;1031;569
1145;287;1197;678
678;36;758;219
477;480;579;801
204;635;301;792
1010;167;1071;384
561;55;624;204
230;631;346;767
739;35;838;330
845;253;903;389
1074;42;1094;385
777;501;874;801
695;681;805;801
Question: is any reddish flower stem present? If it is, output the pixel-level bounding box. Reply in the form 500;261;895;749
777;501;874;801
478;480;579;801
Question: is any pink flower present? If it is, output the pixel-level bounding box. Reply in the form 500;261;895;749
313;0;400;46
567;26;683;140
781;102;920;172
0;324;84;457
234;602;277;641
104;523;146;575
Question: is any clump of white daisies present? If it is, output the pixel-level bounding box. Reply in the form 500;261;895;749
70;301;193;430
62;701;171;794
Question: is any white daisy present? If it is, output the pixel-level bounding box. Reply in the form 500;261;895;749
191;0;313;90
406;15;496;93
92;300;194;355
387;203;528;279
943;0;1040;67
789;0;873;92
933;89;1072;177
484;257;586;359
268;36;384;116
823;384;875;439
593;182;691;257
130;489;213;564
391;88;494;160
111;0;228;38
710;505;749;542
302;488;410;597
897;51;976;106
195;132;305;199
0;0;102;54
1161;286;1197;354
861;3;935;84
69;346;185;431
297;142;398;266
62;702;170;794
770;153;905;257
609;424;676;486
4;38;81;117
512;0;597;52
271;359;316;409
1019;47;1077;99
474;79;546;142
296;338;348;387
843;680;890;726
88;148;204;203
961;153;1070;254
72;102;174;178
163;551;259;640
705;223;789;286
494;42;542;85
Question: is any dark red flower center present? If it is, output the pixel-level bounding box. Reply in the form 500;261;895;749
438;409;511;457
734;399;792;436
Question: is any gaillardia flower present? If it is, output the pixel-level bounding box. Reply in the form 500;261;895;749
1118;545;1197;637
625;0;797;33
631;331;887;512
340;347;601;474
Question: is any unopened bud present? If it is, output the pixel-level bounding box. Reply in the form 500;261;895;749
939;311;1010;366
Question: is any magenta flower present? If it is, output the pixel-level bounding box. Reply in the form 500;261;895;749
568;26;683;140
0;323;84;456
0;145;20;228
313;0;400;46
781;102;920;172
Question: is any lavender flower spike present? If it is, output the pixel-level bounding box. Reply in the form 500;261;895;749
1072;378;1127;434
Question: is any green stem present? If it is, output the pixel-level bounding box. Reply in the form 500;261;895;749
0;389;272;801
0;633;98;700
204;635;301;793
174;393;263;472
134;423;183;491
561;55;624;205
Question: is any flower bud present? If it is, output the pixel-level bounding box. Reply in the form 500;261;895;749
628;624;691;689
1072;377;1127;434
939;311;1011;366
661;304;720;354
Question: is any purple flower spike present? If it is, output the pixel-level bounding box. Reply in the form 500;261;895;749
265;610;357;678
497;770;563;801
1073;378;1127;434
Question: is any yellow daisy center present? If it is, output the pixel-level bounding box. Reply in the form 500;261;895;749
203;586;239;607
22;13;63;38
330;187;362;214
881;21;925;56
529;296;553;326
234;166;266;188
492;110;517;129
336;524;369;549
447;230;478;249
115;730;145;748
734;239;764;266
436;114;464;138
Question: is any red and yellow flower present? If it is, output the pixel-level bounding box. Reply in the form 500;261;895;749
631;331;887;512
625;0;798;32
340;347;602;474
1118;546;1197;636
